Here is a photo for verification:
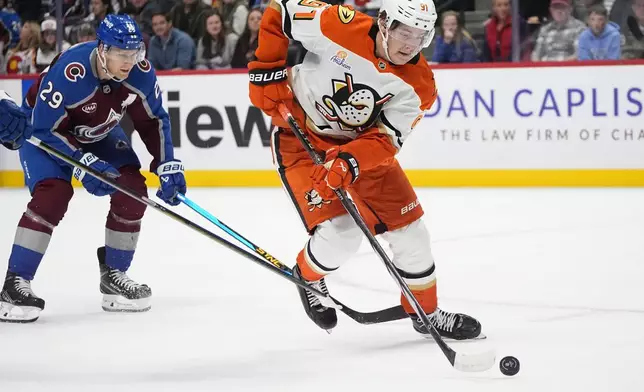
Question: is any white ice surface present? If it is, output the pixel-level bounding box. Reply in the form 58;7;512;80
1;188;643;392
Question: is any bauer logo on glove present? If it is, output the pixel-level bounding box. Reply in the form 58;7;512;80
156;159;187;206
158;161;184;174
249;67;288;86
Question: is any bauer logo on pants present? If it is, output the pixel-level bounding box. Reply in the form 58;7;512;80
401;199;420;215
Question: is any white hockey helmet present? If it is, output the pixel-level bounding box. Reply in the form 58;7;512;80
378;0;437;62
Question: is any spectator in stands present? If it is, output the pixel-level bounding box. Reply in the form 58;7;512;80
0;2;21;52
608;0;634;31
622;0;644;58
3;21;39;74
230;7;261;68
148;10;196;70
128;0;177;39
482;0;527;62
219;0;248;36
34;19;70;73
83;0;113;28
170;0;210;42
109;0;128;14
196;9;238;69
578;4;622;60
531;0;586;61
431;11;479;63
66;0;112;45
252;0;271;11
57;0;87;26
76;22;97;43
572;0;603;22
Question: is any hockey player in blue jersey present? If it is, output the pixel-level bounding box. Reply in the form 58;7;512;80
0;14;187;323
0;91;32;149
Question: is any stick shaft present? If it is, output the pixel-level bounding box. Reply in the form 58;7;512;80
277;104;458;365
26;137;325;296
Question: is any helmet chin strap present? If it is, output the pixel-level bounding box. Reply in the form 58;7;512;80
97;46;125;83
380;29;395;63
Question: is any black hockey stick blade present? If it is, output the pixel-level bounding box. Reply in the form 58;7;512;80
332;300;408;324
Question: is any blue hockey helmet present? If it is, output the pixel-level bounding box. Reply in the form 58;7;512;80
97;14;144;51
97;14;145;65
96;14;145;81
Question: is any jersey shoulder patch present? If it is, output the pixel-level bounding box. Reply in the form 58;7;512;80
136;59;152;73
64;62;87;82
337;5;355;24
40;45;98;107
320;7;374;58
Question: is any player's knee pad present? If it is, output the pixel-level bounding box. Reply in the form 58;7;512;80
381;218;436;287
305;214;363;273
21;179;74;231
108;166;147;231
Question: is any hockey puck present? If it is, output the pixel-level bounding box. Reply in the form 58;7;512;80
499;356;520;376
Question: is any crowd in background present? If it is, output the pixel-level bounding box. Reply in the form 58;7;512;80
0;0;643;75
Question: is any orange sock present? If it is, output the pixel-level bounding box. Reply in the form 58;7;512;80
296;249;326;282
400;281;437;314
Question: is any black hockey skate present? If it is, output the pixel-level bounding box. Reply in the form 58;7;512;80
410;308;482;340
98;247;151;312
0;272;45;323
293;265;337;331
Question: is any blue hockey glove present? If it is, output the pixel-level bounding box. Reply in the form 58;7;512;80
0;92;33;149
156;160;186;206
72;151;120;197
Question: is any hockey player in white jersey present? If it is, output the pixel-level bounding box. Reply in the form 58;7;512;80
248;0;483;339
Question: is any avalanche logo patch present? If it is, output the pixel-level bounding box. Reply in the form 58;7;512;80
73;108;121;143
315;73;394;132
338;5;355;24
137;59;151;73
65;62;86;82
73;94;137;143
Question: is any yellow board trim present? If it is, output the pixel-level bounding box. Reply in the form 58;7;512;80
1;170;644;188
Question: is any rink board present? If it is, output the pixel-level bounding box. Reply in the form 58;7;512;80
1;61;643;187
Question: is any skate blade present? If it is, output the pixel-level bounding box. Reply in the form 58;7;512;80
102;294;151;313
420;333;487;341
0;301;41;323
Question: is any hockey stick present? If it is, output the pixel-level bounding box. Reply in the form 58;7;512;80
25;137;328;297
277;104;496;372
177;193;408;325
